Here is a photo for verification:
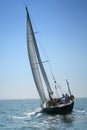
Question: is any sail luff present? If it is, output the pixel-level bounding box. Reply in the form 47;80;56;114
26;7;46;103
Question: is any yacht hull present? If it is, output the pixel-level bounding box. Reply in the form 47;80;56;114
42;101;74;115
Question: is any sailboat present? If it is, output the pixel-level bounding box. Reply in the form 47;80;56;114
26;7;74;115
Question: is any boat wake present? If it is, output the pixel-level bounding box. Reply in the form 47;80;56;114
9;107;42;121
7;108;87;130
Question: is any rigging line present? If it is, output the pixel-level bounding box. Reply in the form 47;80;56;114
36;38;61;93
32;25;59;94
35;33;49;62
48;61;56;83
48;62;62;97
48;61;62;92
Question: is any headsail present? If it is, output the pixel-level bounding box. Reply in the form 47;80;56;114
26;7;46;103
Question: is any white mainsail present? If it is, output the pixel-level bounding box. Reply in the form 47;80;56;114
26;7;53;102
26;7;46;103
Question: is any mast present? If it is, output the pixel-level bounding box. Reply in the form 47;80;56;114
26;7;46;103
66;79;71;96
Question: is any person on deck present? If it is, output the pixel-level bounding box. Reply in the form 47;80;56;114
65;94;70;103
61;94;66;104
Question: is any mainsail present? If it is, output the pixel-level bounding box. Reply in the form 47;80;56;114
26;7;46;103
26;7;53;102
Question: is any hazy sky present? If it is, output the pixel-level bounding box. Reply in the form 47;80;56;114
0;0;87;99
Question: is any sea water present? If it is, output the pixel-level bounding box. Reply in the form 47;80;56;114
0;98;87;130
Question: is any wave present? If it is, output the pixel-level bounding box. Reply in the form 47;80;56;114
8;115;28;120
74;109;85;113
8;107;42;121
24;107;42;116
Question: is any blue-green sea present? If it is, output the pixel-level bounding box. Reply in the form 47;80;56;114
0;98;87;130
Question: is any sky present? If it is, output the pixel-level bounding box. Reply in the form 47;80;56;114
0;0;87;99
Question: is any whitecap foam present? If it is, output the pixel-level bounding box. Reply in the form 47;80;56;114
74;109;85;113
24;111;36;116
9;115;28;119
